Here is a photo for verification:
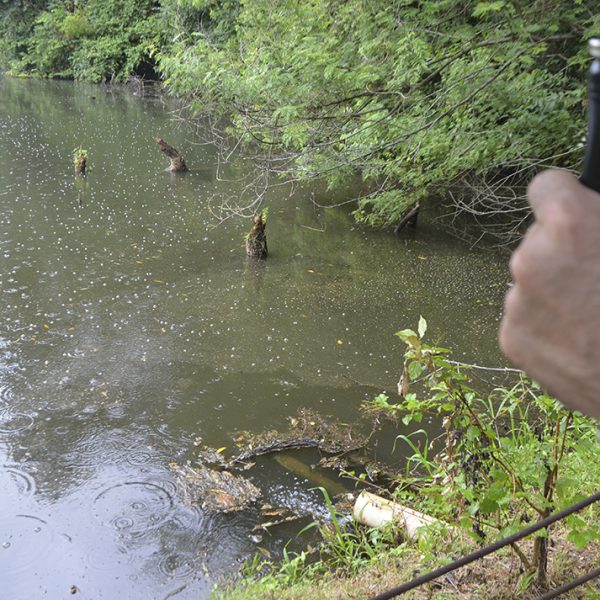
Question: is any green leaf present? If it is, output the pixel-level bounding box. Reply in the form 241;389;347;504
466;425;481;441
485;481;506;502
567;530;590;549
479;497;499;515
473;1;507;18
418;316;427;339
395;329;420;346
408;361;426;380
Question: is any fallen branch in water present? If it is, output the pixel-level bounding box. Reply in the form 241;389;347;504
227;408;370;467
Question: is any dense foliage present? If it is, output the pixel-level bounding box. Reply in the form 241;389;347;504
0;0;168;82
158;0;600;235
1;1;599;230
372;318;600;586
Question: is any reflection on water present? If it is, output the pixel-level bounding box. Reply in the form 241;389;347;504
0;77;510;598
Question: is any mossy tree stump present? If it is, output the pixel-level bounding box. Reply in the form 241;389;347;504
73;148;87;176
246;212;268;259
155;137;188;172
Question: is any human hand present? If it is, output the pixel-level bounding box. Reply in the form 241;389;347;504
499;169;600;419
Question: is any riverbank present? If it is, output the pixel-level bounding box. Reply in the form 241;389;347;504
218;324;600;599
219;536;600;599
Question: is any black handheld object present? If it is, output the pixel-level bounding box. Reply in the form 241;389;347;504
580;38;600;193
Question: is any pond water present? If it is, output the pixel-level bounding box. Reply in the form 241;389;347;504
0;77;510;599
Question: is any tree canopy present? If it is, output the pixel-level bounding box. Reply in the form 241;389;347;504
1;1;599;237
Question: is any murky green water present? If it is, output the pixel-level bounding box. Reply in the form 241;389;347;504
0;77;510;598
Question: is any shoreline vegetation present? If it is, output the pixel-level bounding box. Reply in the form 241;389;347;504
215;319;600;599
1;2;599;597
1;1;599;242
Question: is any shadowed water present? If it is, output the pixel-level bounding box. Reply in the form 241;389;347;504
0;77;509;598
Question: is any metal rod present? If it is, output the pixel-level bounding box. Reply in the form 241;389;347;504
580;38;600;192
368;491;600;599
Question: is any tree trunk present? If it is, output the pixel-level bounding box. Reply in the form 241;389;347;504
394;202;420;234
155;137;188;172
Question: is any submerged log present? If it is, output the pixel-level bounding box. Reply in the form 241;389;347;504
274;453;348;496
155;137;188;172
246;212;268;259
353;490;437;540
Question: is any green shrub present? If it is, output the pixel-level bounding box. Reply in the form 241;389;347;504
366;318;600;587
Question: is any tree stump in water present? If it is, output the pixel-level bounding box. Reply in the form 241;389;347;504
246;213;268;259
155;137;188;172
73;149;87;176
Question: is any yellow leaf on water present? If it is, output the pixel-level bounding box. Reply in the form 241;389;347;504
43;324;49;330
135;260;144;265
307;269;315;273
68;326;75;331
161;328;167;333
336;339;344;345
418;256;428;260
216;447;227;454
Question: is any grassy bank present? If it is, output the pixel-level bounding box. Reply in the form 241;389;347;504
218;539;600;599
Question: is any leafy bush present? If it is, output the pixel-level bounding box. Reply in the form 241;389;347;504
60;13;94;40
367;318;600;587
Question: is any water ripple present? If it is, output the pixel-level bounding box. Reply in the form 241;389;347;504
0;514;54;575
0;465;36;499
0;409;35;434
92;481;175;539
157;552;197;579
0;384;14;403
125;450;153;466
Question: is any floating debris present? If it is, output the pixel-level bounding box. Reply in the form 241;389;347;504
228;408;369;466
253;504;306;532
172;463;260;513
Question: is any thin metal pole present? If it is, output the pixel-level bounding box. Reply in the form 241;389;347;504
536;567;600;600
368;492;600;600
